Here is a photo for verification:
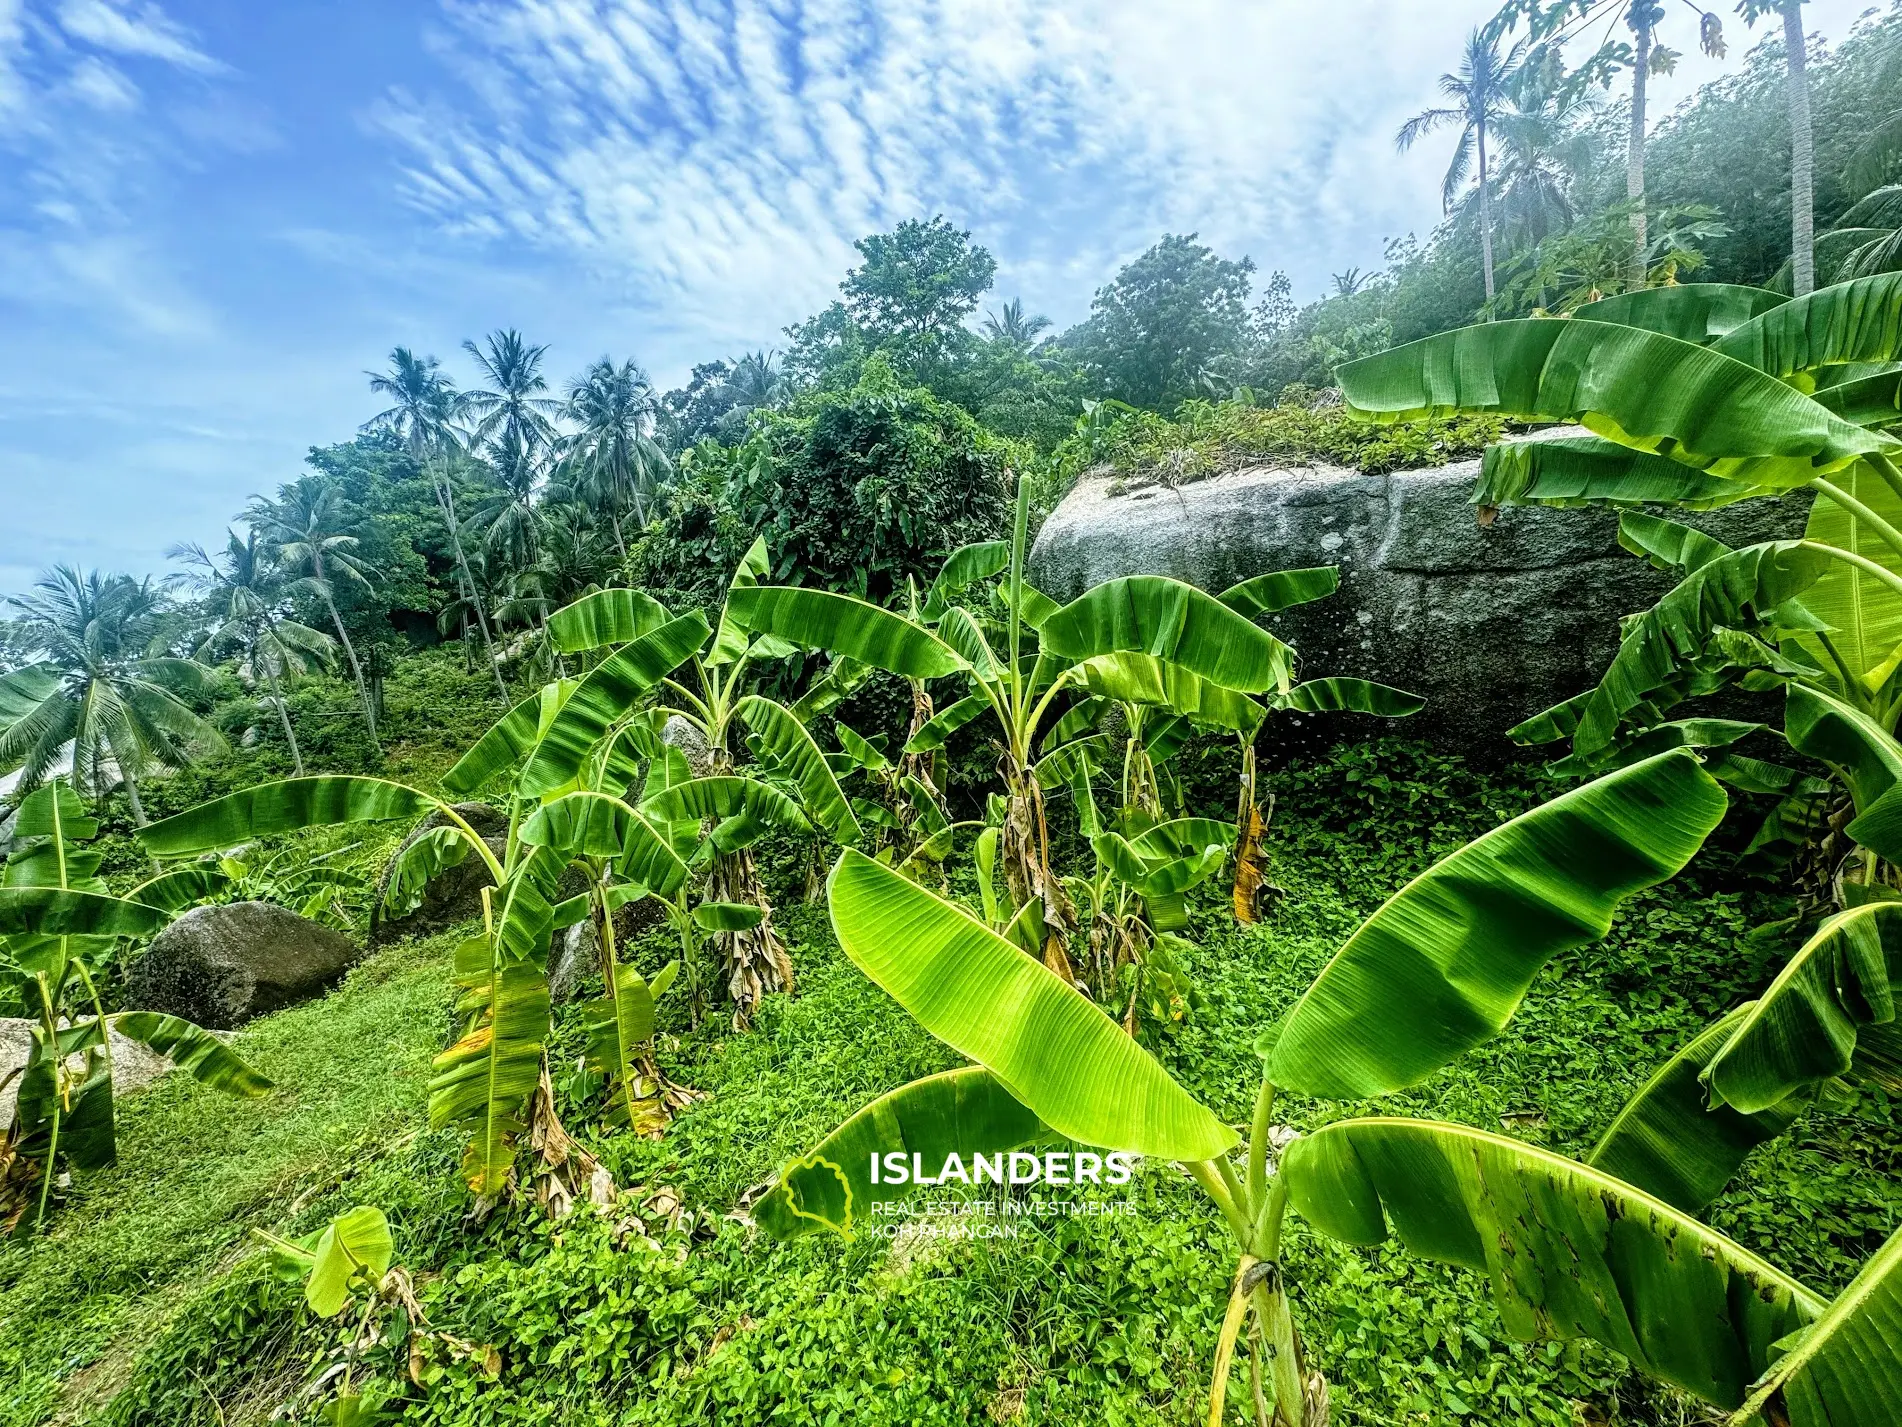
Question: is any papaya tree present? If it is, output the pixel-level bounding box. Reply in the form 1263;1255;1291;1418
545;541;859;1024
0;780;272;1229
730;474;1293;981
1336;276;1902;891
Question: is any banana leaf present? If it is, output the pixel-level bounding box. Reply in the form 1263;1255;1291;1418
1281;1117;1823;1410
492;845;566;967
1269;750;1728;1098
936;607;1002;682
642;776;809;835
111;1011;274;1097
835;722;891;772
4;782;102;891
1338;319;1890;490
519;614;711;797
902;693;991;753
1812;367;1902;427
1617;510;1734;575
139;777;440;856
826;849;1235;1161
429;938;549;1195
1783;683;1902;820
0;889;165;939
1042;577;1293;694
1128;818;1235;859
1705;904;1902;1114
1508;689;1594;745
726;586;966;679
999;581;1061;630
1792;460;1902;694
1733;1222;1902;1426
1217;566;1340;618
1278;678;1425;717
517;791;688;897
922;541;1011;622
1715;271;1902;379
584;962;657;1127
1586;1005;1810;1215
380;826;475;920
707;536;773;666
304;1206;393;1317
738;695;859;847
1072;652;1266;733
754;1067;1053;1240
1475;436;1777;511
127;864;232;913
548;588;671;653
693;901;764;931
1574;283;1788;344
441;682;576;796
1570;542;1833;758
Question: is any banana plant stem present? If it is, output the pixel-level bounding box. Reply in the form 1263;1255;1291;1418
1246;1080;1276;1213
1809;475;1902;565
1185;1158;1253;1243
1800;541;1902;604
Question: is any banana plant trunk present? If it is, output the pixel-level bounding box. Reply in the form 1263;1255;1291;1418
708;847;792;1028
1232;739;1272;924
1001;755;1079;983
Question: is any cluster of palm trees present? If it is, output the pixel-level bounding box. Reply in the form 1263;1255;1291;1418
1401;0;1817;305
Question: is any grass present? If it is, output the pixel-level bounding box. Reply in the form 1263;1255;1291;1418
3;738;1898;1426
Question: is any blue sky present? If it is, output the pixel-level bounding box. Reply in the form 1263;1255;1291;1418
0;0;1884;595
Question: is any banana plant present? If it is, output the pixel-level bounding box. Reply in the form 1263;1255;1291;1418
1337;277;1902;890
545;542;857;1024
0;780;272;1231
730;474;1293;981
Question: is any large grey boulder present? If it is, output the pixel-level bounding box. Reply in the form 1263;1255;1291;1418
1028;448;1807;750
0;1019;175;1126
125;901;360;1029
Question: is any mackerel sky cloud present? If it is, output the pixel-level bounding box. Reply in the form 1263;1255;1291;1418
0;0;1884;593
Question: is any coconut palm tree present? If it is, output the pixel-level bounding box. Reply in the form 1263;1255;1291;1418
721;350;788;411
1736;1;1814;293
981;299;1052;349
171;532;334;777
471;432;548;575
246;475;382;750
461;329;562;458
1397;28;1529;302
363;348;507;700
560;356;672;555
0;568;223;822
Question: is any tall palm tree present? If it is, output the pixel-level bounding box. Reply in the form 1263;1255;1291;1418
559;356;672;556
1;568;223;822
981;299;1051;349
1734;1;1813;293
171;532;334;777
363;348;508;700
1482;55;1600;251
461;330;561;458
471;432;548;574
1397;29;1528;302
246;475;382;750
721;350;787;410
1620;1;1728;289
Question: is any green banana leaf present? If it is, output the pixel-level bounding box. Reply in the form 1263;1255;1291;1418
708;535;773;666
1586;1005;1809;1214
1269;750;1728;1098
937;607;1003;682
1073;652;1267;732
922;540;1011;621
1279;678;1425;717
1792;461;1902;693
517;791;689;897
1337;319;1890;489
1812;367;1902;427
1281;1117;1823;1410
1000;581;1062;630
738;695;860;846
726;586;965;679
112;1011;274;1097
903;693;993;753
1552;718;1768;779
1705;904;1902;1114
693;901;764;931
4;782;102;890
1574;283;1788;344
491;845;566;967
1714;272;1902;379
1475;436;1778;511
270;1206;394;1318
642;775;809;835
429;936;549;1195
1571;542;1833;758
548;588;671;653
755;1067;1053;1240
835;722;892;772
1042;576;1293;694
519;614;711;797
442;682;575;796
1128;818;1235;859
1217;566;1341;618
1783;683;1902;818
1618;510;1734;575
1508;689;1593;745
584;963;657;1127
826;849;1235;1161
139;777;440;856
1732;1221;1902;1426
0;889;166;939
380;826;475;920
127;865;232;913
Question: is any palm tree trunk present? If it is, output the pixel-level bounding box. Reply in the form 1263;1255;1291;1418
1477;121;1497;305
1627;8;1652;291
263;664;306;776
119;768;148;827
1783;0;1816;295
311;550;381;751
432;460;509;701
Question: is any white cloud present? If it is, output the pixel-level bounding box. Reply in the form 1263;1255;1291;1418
54;0;219;73
65;53;137;109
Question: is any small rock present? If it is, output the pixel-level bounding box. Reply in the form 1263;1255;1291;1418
0;1018;179;1125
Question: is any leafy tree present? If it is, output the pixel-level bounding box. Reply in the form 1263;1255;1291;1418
0;569;221;822
172;531;335;778
840;215;997;353
246;475;383;750
1063;234;1256;412
1397;27;1527;301
657;359;741;449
